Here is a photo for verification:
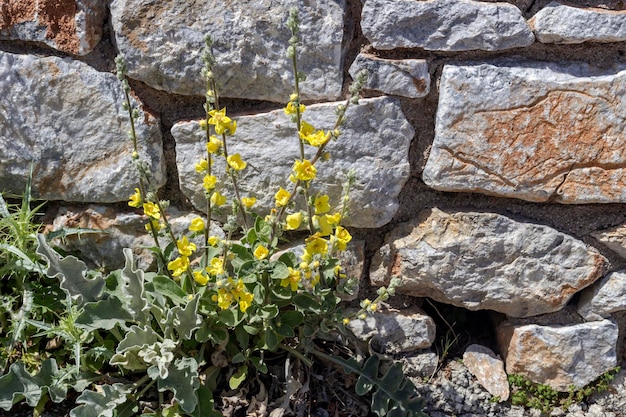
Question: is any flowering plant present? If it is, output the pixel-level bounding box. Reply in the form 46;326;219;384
0;8;423;417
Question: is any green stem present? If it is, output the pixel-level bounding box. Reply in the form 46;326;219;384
278;342;312;367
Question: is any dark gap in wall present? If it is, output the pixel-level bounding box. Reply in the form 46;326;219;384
420;298;503;359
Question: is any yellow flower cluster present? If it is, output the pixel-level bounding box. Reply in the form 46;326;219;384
167;236;198;277
299;121;328;147
213;278;254;312
208;108;237;136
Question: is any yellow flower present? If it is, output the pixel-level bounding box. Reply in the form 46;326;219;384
326;212;341;225
238;291;254;313
284;101;305;115
227;154;247;171
193;270;208;285
208;235;220;246
313;215;333;236
208;108;236;135
314;194;330;214
143;202;160;219
293;159;316;181
241;197;256;209
280;267;301;291
189;217;205;232
206;257;224;276
335;226;352;251
168;256;189;277
211;191;227;206
206;135;222;154
176;236;197;257
128;188;142;208
203;175;217;192
254;245;269;260
298;120;315;139
195;159;208;172
199;119;207;130
342;318;350;325
274;187;291;207
305;233;328;256
285;212;302;230
302;130;328;147
216;288;233;309
145;219;162;233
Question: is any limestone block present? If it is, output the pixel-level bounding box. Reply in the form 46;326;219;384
0;0;106;55
348;54;430;98
109;0;344;100
497;319;618;391
463;344;509;401
592;223;626;259
347;307;436;354
530;2;626;44
0;52;165;202
423;60;626;203
577;271;626;321
370;208;606;318
50;206;224;271
171;96;413;229
361;0;534;51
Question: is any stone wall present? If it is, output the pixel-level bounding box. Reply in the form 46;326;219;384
1;0;626;394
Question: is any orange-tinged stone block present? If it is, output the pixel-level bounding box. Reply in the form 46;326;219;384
423;60;626;203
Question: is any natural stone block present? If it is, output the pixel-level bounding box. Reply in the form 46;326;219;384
348;54;430;98
530;2;626;44
592;223;626;260
577;271;626;321
370;208;606;318
109;0;344;100
0;52;165;202
463;344;509;401
0;0;106;55
497;319;618;391
347;307;436;354
50;205;224;271
361;0;534;51
423;60;626;203
171;96;413;229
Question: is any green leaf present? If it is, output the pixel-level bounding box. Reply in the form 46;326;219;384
258;304;279;319
274;323;294;338
191;384;221;417
235;325;249;349
0;359;66;410
254;216;272;243
157;357;200;413
75;297;133;330
277;252;297;268
280;310;304;328
152;275;187;304
308;352;425;417
217;308;242;327
71;383;132;417
162;295;202;340
292;293;321;313
249;356;268;374
36;234;105;306
263;328;279;351
229;365;248;390
270;261;289;280
117;249;150;323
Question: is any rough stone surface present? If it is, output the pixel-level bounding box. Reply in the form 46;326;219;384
0;52;165;202
361;0;534;51
463;344;510;401
402;350;439;378
172;96;413;228
348;53;430;98
592;223;626;259
530;2;626;44
423;60;626;203
0;0;106;55
370;208;607;318
347;307;436;354
49;206;224;271
497;319;618;391
577;270;626;321
109;0;344;100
